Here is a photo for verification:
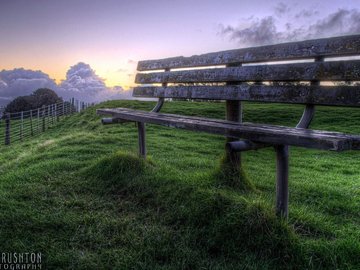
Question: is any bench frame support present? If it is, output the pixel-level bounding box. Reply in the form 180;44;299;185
137;122;146;158
225;100;242;166
226;102;316;218
137;97;165;158
275;144;289;218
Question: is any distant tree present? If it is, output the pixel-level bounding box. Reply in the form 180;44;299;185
3;96;33;113
4;88;62;114
31;88;62;107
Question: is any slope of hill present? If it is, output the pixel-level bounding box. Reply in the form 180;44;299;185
0;100;359;269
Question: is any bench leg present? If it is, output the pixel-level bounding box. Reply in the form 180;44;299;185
226;143;241;165
137;122;146;158
275;145;289;219
225;100;242;167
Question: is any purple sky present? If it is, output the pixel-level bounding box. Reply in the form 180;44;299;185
0;0;359;89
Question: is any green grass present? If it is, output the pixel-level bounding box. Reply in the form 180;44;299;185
0;100;359;269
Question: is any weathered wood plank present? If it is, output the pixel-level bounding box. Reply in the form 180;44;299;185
133;85;360;107
137;35;360;71
136;60;360;84
96;108;360;151
96;108;357;141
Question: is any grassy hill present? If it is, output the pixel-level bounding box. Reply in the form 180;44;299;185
0;100;359;269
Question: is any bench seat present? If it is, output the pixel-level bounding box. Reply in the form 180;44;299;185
97;108;360;151
98;35;360;218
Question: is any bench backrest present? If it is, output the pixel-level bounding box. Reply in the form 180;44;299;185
133;35;360;107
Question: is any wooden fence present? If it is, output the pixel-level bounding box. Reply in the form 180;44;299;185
0;98;93;146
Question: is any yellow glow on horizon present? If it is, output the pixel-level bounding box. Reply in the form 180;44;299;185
51;72;136;90
98;69;136;90
43;64;137;90
1;49;138;90
88;60;138;90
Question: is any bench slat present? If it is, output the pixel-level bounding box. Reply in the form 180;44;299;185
137;35;360;71
97;108;360;151
133;85;360;107
136;60;360;84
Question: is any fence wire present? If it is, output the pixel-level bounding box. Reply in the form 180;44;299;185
0;98;95;146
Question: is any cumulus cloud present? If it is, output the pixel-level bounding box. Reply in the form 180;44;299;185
57;62;133;102
0;79;8;88
220;16;279;46
58;62;106;96
307;9;360;38
219;8;360;47
0;62;133;106
0;68;57;105
274;2;290;17
295;9;319;19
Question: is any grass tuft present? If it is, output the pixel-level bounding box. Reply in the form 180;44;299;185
83;150;300;268
213;154;256;192
86;151;153;184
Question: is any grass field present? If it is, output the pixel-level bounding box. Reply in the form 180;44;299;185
0;100;359;269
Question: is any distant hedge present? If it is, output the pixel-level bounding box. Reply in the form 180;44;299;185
4;88;63;113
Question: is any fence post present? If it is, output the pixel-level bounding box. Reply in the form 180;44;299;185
54;103;58;122
30;110;33;136
20;111;24;140
42;106;46;132
51;105;53;125
37;108;40;133
53;104;55;123
5;113;10;145
62;102;65;117
47;105;50;126
71;98;75;113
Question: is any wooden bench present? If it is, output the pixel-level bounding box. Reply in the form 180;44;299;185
97;34;360;218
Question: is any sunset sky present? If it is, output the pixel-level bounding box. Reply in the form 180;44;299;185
0;0;359;90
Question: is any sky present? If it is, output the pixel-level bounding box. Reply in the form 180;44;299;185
0;0;359;103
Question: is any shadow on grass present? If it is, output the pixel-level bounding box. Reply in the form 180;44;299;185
83;151;304;268
213;154;256;192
